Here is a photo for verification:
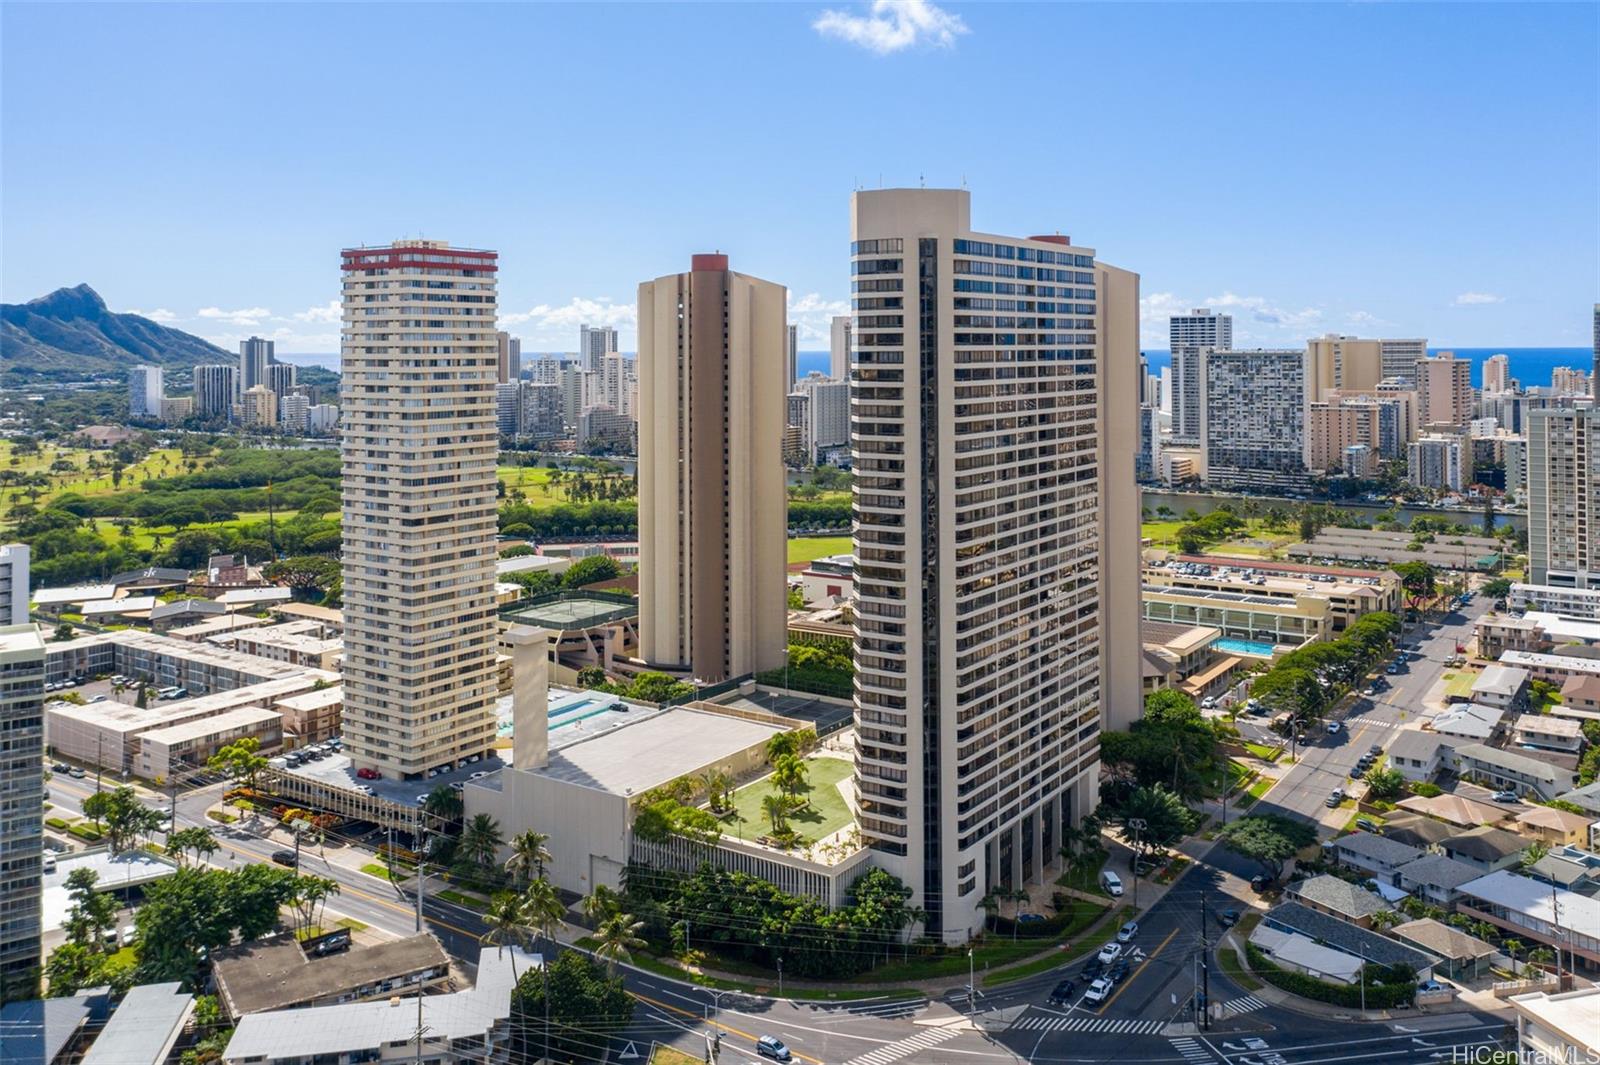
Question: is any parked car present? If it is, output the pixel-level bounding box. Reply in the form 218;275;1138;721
1130;854;1159;876
1418;979;1448;993
1047;979;1076;1005
1107;958;1131;984
1099;870;1124;897
68;767;87;779
1385;665;1399;674
270;850;297;867
756;1036;792;1062
1369;744;1383;757
1355;818;1379;832
1327;721;1342;734
120;926;136;947
1326;791;1343;808
1096;942;1123;964
1362;687;1377;697
51;762;69;773
1492;789;1519;803
1250;874;1272;892
1116;920;1139;943
356;767;380;780
1217;908;1239;927
1017;912;1045;924
1083;977;1114;1005
1200;697;1215;710
1081;957;1104;980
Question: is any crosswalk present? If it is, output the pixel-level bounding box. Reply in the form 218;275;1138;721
1008;1013;1166;1036
843;1026;960;1065
1169;1036;1215;1063
1224;993;1270;1016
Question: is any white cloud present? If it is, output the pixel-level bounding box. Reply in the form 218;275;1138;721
1202;291;1324;333
196;325;338;353
499;297;636;348
196;305;273;327
1453;292;1504;306
789;292;851;344
814;0;968;54
122;307;178;323
1139;290;1329;348
292;300;341;324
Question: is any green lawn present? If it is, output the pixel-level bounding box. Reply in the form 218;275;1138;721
1055;851;1111;897
1235;775;1276;809
1244;741;1283;762
722;755;854;843
497;465;636;509
787;535;852;564
650;1047;703;1065
1140;520;1187;546
1;444;211;510
88;510;301;551
1442;671;1479;700
1217;945;1262;992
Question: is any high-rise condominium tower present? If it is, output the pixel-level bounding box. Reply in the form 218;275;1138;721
266;361;297;400
1416;353;1473;428
1169;309;1232;442
1483;353;1511;395
1200;349;1311;489
497;331;521;384
1528;407;1600;588
1592;303;1598;400
240;336;273;396
637;254;787;683
0;622;45;1001
339;241;500;779
786;324;800;390
0;545;28;626
579;324;618;372
829;315;852;380
194;364;238;419
1378;338;1428;385
129;364;163;419
849;189;1141;941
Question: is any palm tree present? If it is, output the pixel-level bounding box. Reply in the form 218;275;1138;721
581;884;621;928
1526;946;1555;974
504;829;553;886
1502;937;1525;975
522;876;566;948
290;876;340;934
979;892;1001;933
761;793;789;836
1519;840;1550;872
480;891;532;982
1470;920;1500;947
594;912;646;975
459;813;505;872
1370;910;1402;933
423;784;463;827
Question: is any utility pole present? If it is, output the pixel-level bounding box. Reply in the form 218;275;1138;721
414;817;426;934
777;956;784;999
1201;887;1211;1031
412;987;427;1065
1127;818;1147;910
966;948;974;1015
95;733;104;794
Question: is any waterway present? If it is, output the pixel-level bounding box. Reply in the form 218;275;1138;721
1139;488;1525;532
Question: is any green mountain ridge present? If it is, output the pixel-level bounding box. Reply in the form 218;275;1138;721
2;283;232;380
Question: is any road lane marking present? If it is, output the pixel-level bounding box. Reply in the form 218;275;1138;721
1095;926;1178;1014
630;991;826;1065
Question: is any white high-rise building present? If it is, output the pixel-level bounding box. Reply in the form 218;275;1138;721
1379;338;1429;385
129;364;163;418
829;315;852;380
1483;353;1511;395
786;323;799;390
1169;309;1232;442
848;189;1141;942
599;352;628;413
1199;349;1311;490
805;378;849;456
339;240;500;779
558;367;589;430
530;356;563;386
194;364;237;419
0;544;28;626
266;361;296;400
279;392;310;434
240;336;273;396
1528;407;1600;588
579;324;617;372
1408;433;1466;492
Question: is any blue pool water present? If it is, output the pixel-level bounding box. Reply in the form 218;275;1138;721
1215;637;1277;658
496;694;621;736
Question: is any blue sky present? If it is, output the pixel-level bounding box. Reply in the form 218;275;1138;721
3;1;1595;353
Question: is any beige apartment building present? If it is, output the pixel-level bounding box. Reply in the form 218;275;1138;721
847;188;1140;942
1305;395;1401;474
1307;335;1429;399
1416;352;1473;428
339;241;500;779
239;384;277;428
636;254;788;683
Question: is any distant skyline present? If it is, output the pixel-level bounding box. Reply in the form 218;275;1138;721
2;2;1594;353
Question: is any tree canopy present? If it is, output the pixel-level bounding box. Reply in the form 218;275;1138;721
1217;815;1318;880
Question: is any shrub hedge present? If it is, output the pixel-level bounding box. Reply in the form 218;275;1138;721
1246;941;1414;1009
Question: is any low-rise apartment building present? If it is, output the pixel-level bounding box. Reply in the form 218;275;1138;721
1457;870;1600;972
1148;555;1401;632
134;706;283;780
1452;742;1580;801
1141;583;1329;649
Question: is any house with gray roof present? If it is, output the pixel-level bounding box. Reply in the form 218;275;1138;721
1451;743;1579;801
1382;814;1456;851
1386;730;1466;784
1260;902;1438;976
1286;874;1389;927
1442;825;1532;873
1394;853;1483;908
1471;663;1530;711
1327;831;1426;884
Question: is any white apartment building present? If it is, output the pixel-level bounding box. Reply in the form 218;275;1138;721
0;544;28;626
278;392;309;434
529;355;563;386
518;382;563;440
494;383;520;436
306;404;339;435
598;351;629;413
637;254;787;683
1198;349;1310;490
1416;353;1473;428
558;365;590;429
829;314;852;380
339;240;500;779
266;362;296;400
1408;433;1466;492
129;364;163;419
1377;338;1428;386
1528;407;1600;588
578;323;617;372
239;384;276;428
1552;366;1591;396
805;378;849;456
194;364;237;419
1169;309;1232;443
847;189;1141;942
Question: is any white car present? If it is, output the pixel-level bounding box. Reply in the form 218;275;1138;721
1116;920;1139;943
120;926;136;947
1083;977;1114;1004
1327;721;1342;734
1200;696;1215;710
1097;942;1123;964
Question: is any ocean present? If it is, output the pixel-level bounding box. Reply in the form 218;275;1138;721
1139;347;1593;391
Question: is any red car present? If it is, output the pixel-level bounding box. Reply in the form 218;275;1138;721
355;767;380;780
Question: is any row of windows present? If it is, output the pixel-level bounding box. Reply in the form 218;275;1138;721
953;239;1092;268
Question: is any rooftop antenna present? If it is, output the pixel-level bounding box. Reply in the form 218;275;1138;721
919;173;925;188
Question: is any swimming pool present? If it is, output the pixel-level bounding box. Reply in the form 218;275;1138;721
1215;637;1277;658
495;694;621;736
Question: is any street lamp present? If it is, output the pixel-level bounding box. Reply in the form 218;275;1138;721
1126;818;1147;909
966;948;975;1015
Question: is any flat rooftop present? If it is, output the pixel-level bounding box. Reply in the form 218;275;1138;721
500;591;638;630
137;705;280;746
705;687;854;733
42;851;179;932
213;934;449;1017
533;705;788;795
47;675;321;736
0;624;46;656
